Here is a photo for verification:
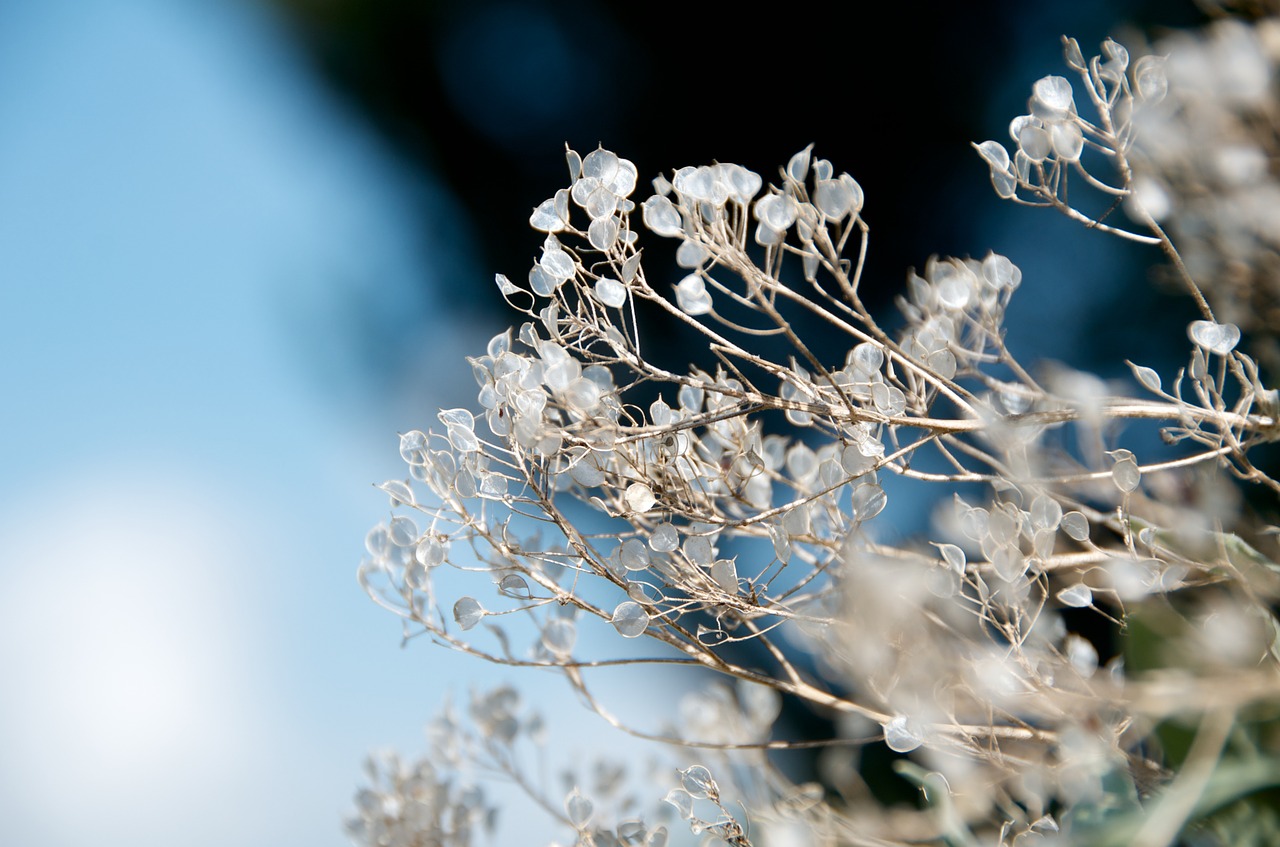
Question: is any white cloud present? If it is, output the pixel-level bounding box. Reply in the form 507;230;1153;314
0;471;269;844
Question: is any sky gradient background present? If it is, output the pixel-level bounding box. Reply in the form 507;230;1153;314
0;2;510;843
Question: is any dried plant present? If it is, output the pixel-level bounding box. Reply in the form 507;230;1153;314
351;24;1280;847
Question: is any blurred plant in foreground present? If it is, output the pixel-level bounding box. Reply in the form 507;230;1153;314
351;20;1280;847
1127;13;1280;374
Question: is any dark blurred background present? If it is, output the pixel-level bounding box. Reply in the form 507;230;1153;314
266;0;1209;389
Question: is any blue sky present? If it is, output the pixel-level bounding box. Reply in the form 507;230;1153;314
0;1;586;844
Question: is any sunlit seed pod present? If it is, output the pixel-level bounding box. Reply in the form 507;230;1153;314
1188;320;1241;356
649;522;679;553
403;561;430;591
620;538;651;571
564;788;593;828
852;483;887;521
415;536;448;568
882;715;923;753
453;597;485;630
388;515;418;547
710;558;738;593
1130;362;1162;393
680;765;717;800
683;535;713;566
675;274;713;316
1057;583;1092;608
1030;494;1063;531
1050;121;1083;161
1060;511;1089;542
494;573;524;601
664;788;694;820
641;195;684;237
398;430;429;465
1031;75;1075;118
625;482;656;512
937;543;966;576
1017;123;1053;162
378;479;415;507
610;601;649;638
1112;457;1141;493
